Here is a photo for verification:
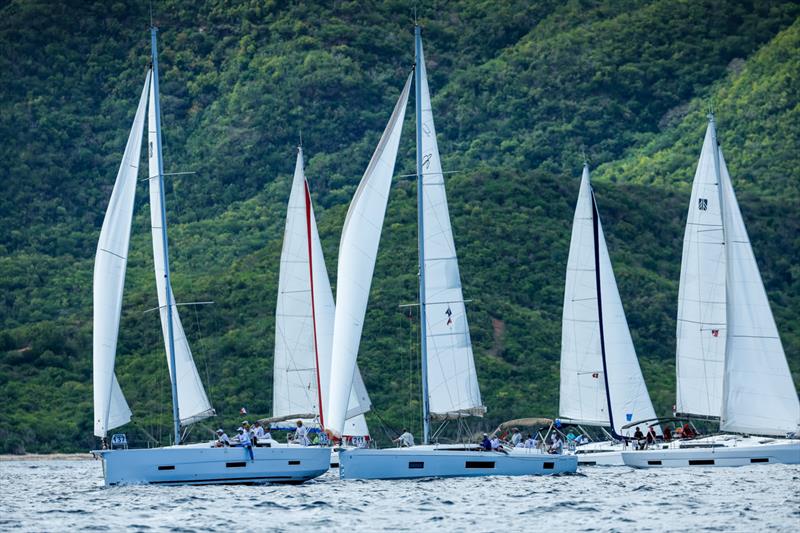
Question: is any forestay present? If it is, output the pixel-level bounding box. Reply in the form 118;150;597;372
147;70;214;426
675;124;726;418
716;136;800;435
326;75;412;436
559;166;657;436
273;148;370;435
418;42;484;419
92;71;150;437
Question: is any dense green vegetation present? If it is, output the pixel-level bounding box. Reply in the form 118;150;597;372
1;0;798;453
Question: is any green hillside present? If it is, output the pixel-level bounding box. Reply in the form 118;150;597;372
0;0;798;453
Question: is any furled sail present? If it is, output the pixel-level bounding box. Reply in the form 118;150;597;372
675;123;726;418
326;74;412;436
559;166;657;436
418;42;484;419
715;129;800;435
92;71;150;437
148;70;214;426
273;148;370;435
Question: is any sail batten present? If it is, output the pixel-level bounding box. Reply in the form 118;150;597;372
326;74;412;436
92;70;150;438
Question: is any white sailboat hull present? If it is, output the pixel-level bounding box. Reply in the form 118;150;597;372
621;438;800;468
92;445;329;486
572;441;627;466
339;446;577;479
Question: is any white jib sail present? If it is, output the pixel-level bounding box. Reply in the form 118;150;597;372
675;123;726;418
418;42;484;418
148;71;214;426
92;71;150;437
717;143;800;436
273;148;370;435
560;166;657;436
325;74;412;436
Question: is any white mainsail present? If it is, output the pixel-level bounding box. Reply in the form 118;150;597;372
273;148;370;435
326;74;413;436
559;166;657;436
418;42;484;418
675;124;726;418
92;71;150;437
716;135;800;436
147;70;214;426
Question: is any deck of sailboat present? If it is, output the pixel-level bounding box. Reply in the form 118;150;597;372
621;437;800;468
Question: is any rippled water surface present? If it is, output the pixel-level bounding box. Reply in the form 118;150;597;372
1;460;798;531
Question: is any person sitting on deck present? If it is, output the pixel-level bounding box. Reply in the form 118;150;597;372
510;427;522;447
548;433;564;454
252;421;266;446
682;423;697;439
490;435;502;451
393;428;415;447
646;426;658;448
292;420;310;446
523;434;538;449
481;433;492;451
633;426;645;450
234;427;254;461
214;429;230;447
663;425;672;442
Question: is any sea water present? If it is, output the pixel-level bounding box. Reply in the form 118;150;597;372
0;460;798;531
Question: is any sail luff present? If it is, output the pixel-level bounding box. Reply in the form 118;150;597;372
92;70;150;437
714;122;799;435
326;74;412;437
417;31;484;423
675;122;726;418
148;30;214;434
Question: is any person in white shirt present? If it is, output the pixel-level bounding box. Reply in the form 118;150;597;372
292;420;310;446
548;433;564;455
253;421;266;445
490;436;502;451
393;428;415;447
235;427;254;460
510;427;522;447
523;433;538;449
214;429;230;447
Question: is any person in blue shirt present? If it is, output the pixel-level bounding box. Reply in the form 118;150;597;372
481;433;492;451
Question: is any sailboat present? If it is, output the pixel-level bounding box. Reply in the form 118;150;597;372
266;146;372;467
559;164;659;466
90;28;329;486
327;25;577;479
622;114;800;468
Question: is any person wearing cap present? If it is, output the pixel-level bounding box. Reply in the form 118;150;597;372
252;421;266;446
481;433;492;451
510;427;522;447
548;433;564;454
234;426;255;461
393;428;415;447
292;420;310;446
214;429;230;447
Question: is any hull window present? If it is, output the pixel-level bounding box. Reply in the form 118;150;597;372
647;460;662;466
465;461;495;469
226;462;247;468
288;460;301;465
750;458;768;463
409;462;425;469
157;465;175;471
688;459;715;466
543;462;554;470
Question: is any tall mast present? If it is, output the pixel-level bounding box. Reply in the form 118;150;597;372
708;113;727;253
151;27;181;445
415;24;431;445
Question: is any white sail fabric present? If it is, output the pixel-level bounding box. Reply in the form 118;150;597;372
418;44;484;418
148;71;214;426
560;166;657;436
326;74;412;436
273;148;371;432
675;123;726;418
717;145;800;436
92;71;150;437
